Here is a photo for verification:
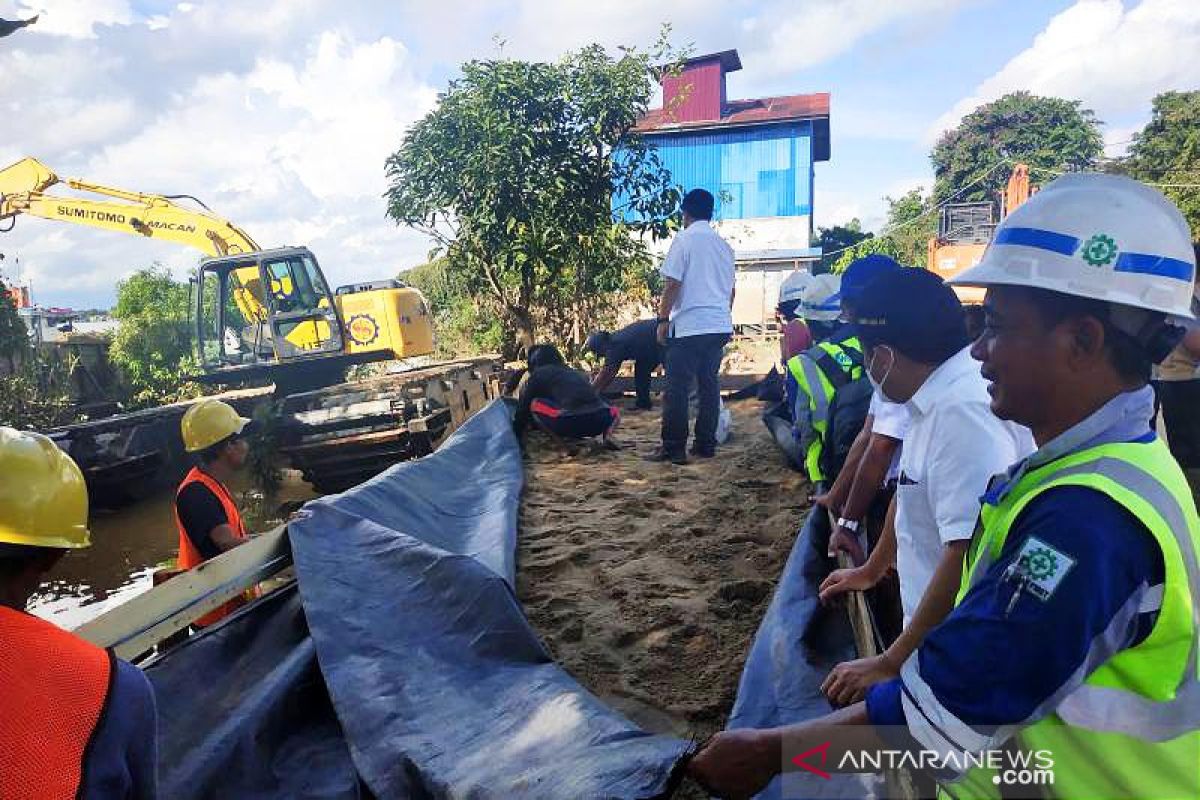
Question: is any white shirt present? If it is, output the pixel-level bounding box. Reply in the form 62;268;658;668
893;346;1035;622
659;220;735;338
869;392;910;484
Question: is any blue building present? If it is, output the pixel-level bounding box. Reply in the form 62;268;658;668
635;49;831;327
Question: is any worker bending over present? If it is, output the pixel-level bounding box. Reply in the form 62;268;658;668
584;319;662;411
512;344;620;449
175;399;252;627
0;428;158;799
689;174;1200;799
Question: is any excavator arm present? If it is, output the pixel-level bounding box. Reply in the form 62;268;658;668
0;157;260;257
0;156;434;385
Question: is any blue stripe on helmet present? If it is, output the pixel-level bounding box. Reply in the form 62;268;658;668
1114;252;1194;282
993;226;1080;256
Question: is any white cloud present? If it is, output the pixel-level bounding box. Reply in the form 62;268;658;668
14;0;134;38
1;2;441;304
759;0;970;77
929;0;1200;141
0;0;983;308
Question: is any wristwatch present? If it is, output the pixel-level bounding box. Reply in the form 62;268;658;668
657;317;669;323
835;517;860;532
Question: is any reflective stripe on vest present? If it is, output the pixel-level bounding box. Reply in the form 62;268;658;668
785;336;863;482
174;466;248;627
0;607;113;800
948;438;1200;798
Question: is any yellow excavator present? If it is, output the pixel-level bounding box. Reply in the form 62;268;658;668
0;156;434;389
927;163;1036;305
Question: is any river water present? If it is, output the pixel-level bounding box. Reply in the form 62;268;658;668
28;471;318;630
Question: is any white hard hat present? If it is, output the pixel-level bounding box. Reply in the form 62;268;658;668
800;273;843;321
950;173;1196;319
778;271;813;306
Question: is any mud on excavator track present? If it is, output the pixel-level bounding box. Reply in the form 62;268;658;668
277;357;501;494
50;357;502;506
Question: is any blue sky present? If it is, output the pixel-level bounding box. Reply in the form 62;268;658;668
1;0;1197;308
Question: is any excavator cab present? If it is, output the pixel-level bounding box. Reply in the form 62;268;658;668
194;246;345;381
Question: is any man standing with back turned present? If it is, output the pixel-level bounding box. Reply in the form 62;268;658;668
647;188;736;465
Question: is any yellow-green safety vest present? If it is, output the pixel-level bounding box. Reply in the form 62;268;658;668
784;336;863;483
940;437;1200;799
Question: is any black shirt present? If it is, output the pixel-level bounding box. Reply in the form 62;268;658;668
603;319;661;367
514;365;608;435
176;481;230;560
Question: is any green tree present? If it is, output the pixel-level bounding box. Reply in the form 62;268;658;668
401;258;505;358
932;91;1103;203
1121;90;1200;236
109;265;200;407
385;37;683;356
881;188;937;268
813;219;872;272
0;277;30;374
830;189;936;272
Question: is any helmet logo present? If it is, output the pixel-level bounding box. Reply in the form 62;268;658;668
1080;233;1118;267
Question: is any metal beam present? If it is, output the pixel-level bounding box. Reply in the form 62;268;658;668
74;524;294;661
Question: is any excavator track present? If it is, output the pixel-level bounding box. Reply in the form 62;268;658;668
49;358;503;507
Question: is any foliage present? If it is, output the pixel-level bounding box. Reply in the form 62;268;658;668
881;188;937;268
931;91;1103;203
830;189;936;272
0;354;78;430
108;265;202;408
245;399;283;498
0;277;30;374
813;220;872;273
831;235;908;274
1120;91;1200;236
385;34;684;357
401;258;505;358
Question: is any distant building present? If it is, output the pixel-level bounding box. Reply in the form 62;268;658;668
633;49;830;330
19;306;118;346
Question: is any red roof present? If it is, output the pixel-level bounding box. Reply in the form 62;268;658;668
635;92;830;132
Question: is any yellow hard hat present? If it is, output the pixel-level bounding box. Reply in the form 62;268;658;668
0;427;90;549
181;399;250;453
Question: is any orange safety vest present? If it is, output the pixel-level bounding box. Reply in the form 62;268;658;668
0;606;114;800
174;466;248;627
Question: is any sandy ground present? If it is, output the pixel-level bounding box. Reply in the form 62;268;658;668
516;392;809;794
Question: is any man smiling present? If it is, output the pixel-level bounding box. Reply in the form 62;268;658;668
688;174;1200;800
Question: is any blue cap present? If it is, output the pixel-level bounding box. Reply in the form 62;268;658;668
853;268;967;364
841;255;903;306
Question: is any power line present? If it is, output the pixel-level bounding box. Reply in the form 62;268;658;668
1027;164;1200;189
819;159;1013;262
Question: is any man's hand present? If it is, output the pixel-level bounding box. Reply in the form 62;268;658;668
656;320;669;345
688;728;778;799
821;654;899;707
818;565;880;605
827;525;865;564
812;491;838;513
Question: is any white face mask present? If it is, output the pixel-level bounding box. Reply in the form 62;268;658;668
867;345;897;403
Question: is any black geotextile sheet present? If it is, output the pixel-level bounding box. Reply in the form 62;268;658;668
726;507;884;800
146;400;690;799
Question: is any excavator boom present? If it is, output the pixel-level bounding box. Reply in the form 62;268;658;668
0;155;434;388
0;157;259;256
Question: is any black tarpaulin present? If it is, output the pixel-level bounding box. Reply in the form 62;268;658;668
146;400;688;799
726;507;883;799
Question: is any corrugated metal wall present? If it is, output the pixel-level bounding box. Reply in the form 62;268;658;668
661;60;723;122
652;122;814;219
